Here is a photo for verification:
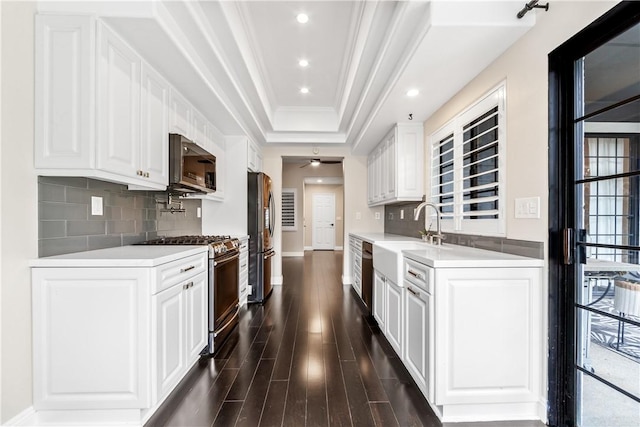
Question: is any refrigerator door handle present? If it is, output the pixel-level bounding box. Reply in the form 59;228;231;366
264;249;276;260
268;191;276;237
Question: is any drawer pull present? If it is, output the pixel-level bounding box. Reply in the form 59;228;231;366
181;265;196;273
408;269;423;280
407;286;420;297
240;263;247;268
183;281;193;290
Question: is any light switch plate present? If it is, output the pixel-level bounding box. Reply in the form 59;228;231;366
196;207;202;218
400;209;404;219
355;212;362;220
515;197;540;219
375;212;381;220
91;196;103;216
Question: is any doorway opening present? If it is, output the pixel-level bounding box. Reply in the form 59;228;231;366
281;157;344;257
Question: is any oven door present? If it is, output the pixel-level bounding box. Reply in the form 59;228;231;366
213;252;239;342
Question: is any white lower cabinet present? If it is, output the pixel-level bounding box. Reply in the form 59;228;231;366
385;277;403;358
401;255;542;422
373;270;386;329
154;270;206;402
404;274;434;403
31;248;208;424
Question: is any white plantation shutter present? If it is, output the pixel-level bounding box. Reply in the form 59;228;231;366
281;188;297;231
430;84;505;236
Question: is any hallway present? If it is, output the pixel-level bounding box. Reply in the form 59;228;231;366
146;251;542;426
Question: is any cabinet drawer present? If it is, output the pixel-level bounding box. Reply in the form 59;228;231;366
404;258;433;294
154;253;207;294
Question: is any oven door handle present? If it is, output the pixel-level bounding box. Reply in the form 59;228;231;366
214;252;239;267
214;306;239;337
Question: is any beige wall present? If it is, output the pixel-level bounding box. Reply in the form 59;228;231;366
421;1;618;418
281;162;344;254
262;146;384;285
303;184;344;250
1;1;38;422
423;1;618;243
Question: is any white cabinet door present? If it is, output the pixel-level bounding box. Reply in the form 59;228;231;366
154;283;185;402
185;273;207;363
35;15;95;170
385;133;396;199
373;270;386;329
140;63;169;187
191;109;208;150
247;139;262;172
32;267;150;410
396;124;424;199
385;278;403;356
96;22;141;178
434;267;540;406
169;88;192;139
404;281;432;400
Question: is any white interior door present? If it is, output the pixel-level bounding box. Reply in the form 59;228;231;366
312;193;335;250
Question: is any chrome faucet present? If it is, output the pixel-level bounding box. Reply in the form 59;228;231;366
414;202;445;245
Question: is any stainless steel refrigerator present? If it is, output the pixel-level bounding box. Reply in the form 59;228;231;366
248;172;275;303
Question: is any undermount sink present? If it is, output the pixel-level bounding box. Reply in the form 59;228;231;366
373;241;440;285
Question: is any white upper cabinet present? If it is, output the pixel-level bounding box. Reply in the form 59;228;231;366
35;15;95;170
96;23;141;180
168;88;193;140
140;63;170;187
35;15;169;190
367;123;424;206
247;138;262;172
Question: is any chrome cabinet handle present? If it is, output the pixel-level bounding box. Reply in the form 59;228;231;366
181;265;195;273
408;269;423;280
183;281;193;290
407;286;420;297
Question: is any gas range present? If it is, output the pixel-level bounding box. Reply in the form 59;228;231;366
138;235;240;259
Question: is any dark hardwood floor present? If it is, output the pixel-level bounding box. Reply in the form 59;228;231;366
146;251;545;427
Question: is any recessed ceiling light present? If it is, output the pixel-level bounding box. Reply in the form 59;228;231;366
317;179;323;183
299;59;309;67
296;13;309;24
300;87;309;94
406;89;420;97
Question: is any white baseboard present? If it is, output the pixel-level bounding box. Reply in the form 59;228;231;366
304;246;313;251
334;246;343;251
282;252;304;257
4;406;35;426
272;275;283;285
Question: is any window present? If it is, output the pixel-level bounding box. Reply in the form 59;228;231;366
584;135;639;263
281;188;297;231
430;84;506;236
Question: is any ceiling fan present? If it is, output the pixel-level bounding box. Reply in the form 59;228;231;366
299;158;342;168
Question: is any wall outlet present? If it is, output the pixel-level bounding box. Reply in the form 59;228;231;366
375;212;381;220
91;196;103;216
355;212;362;220
389;213;394;220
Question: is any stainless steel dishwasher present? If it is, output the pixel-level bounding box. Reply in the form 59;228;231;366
362;241;373;317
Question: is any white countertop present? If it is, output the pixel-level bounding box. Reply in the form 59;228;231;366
351;231;542;268
30;245;209;268
403;244;544;268
350;232;422;244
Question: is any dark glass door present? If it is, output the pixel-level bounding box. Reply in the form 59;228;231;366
549;4;640;425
